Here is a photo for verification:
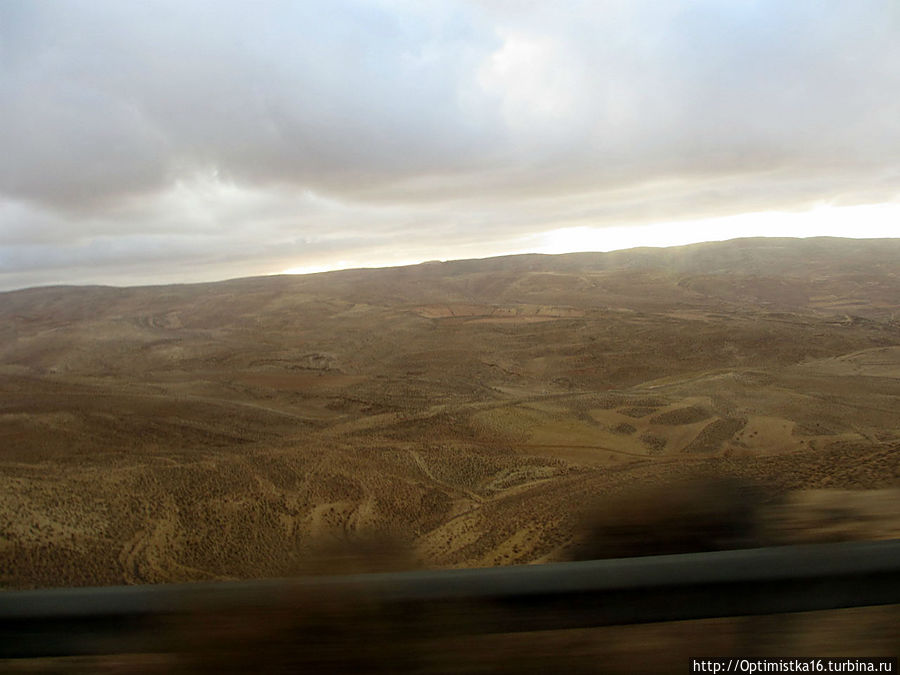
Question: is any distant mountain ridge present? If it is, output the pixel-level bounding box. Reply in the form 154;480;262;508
5;236;900;298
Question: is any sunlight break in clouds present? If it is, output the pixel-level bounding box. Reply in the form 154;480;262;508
535;203;900;256
277;202;900;276
1;1;899;289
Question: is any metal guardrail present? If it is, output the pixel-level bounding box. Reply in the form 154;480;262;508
1;539;899;659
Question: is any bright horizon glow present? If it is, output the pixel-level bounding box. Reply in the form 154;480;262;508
281;258;430;276
6;1;900;291
280;201;900;276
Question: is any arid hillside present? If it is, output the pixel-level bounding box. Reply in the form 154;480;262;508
2;237;900;589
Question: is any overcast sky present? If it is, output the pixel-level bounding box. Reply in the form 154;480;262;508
1;0;899;290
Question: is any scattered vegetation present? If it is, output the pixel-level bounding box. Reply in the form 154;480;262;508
1;239;899;589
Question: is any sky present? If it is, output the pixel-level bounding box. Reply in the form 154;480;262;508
1;0;899;290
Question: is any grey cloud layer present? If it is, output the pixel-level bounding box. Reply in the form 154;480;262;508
1;0;899;288
1;0;499;207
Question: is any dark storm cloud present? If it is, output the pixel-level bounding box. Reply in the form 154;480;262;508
1;0;899;288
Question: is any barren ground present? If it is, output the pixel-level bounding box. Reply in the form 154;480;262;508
1;237;899;589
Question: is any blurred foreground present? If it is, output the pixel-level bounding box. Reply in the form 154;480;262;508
2;477;898;673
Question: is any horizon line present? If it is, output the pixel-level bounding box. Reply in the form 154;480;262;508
4;234;898;295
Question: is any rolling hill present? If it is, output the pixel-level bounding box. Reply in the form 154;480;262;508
1;237;899;589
